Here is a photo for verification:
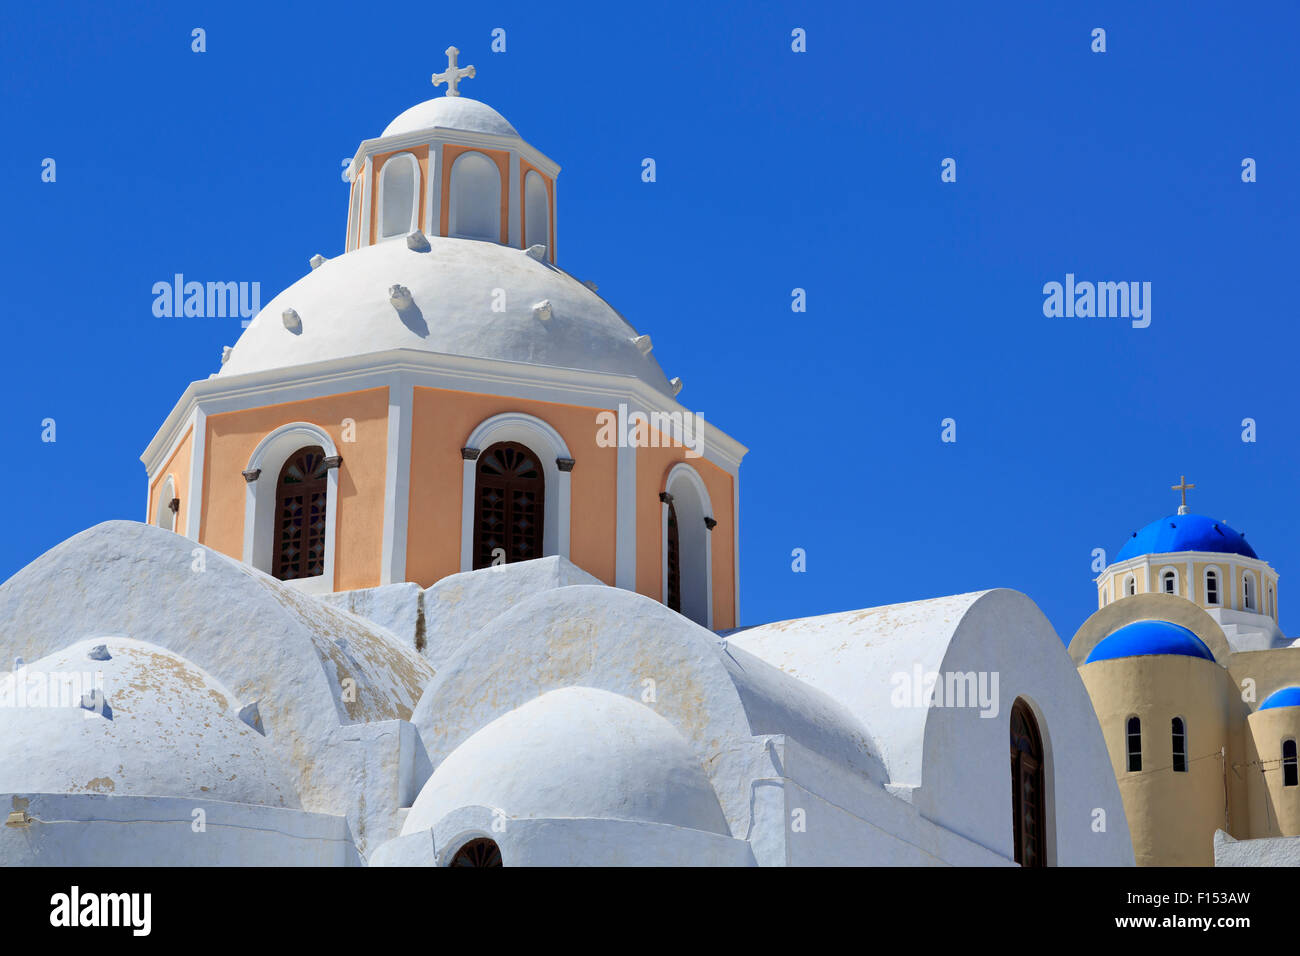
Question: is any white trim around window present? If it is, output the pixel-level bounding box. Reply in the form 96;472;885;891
1159;566;1179;597
459;412;572;572
243;422;340;594
378;152;421;241
1204;565;1222;606
663;462;714;630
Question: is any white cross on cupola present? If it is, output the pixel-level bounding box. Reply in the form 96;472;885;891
432;46;476;97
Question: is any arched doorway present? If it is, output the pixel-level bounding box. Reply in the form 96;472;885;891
473;442;545;569
449;837;503;867
1010;698;1046;867
271;446;329;581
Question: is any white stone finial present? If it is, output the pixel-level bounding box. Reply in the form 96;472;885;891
432;46;476;97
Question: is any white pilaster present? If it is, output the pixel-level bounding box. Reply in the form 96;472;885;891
507;151;521;247
733;474;740;626
381;376;414;584
460;456;476;572
615;442;637;589
185;407;206;542
358;156;374;247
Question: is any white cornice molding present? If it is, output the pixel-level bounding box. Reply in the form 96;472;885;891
142;349;748;476
1100;549;1276;580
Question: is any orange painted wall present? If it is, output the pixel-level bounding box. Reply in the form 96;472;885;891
406;387;619;588
148;426;193;535
200;389;389;591
635;439;736;630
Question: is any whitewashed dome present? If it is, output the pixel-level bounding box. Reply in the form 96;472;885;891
382;96;518;139
221;237;671;392
0;638;299;808
402;686;730;835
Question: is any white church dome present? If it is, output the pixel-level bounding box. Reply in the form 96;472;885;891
402;686;730;836
0;638;299;808
221;236;673;393
382;96;518;139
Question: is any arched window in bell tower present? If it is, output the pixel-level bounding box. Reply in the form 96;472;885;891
272;446;329;581
662;465;712;628
524;169;549;250
1205;568;1220;605
155;476;177;532
473;442;545;569
379;152;420;240
1126;716;1142;772
449;151;501;242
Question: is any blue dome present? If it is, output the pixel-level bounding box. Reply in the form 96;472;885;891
1115;513;1257;562
1259;687;1300;711
1085;620;1216;664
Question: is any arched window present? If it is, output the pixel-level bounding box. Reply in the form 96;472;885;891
473;442;544;569
662;465;713;628
1126;716;1142;772
1268;585;1275;618
665;499;681;612
449;838;502;867
1162;569;1177;595
1205;569;1219;605
1284;739;1298;788
1125;574;1136;597
449;151;501;242
272;446;329;581
154;476;177;532
1009;699;1046;867
1243;573;1256;611
1172;717;1187;773
523;169;549;251
378;152;419;240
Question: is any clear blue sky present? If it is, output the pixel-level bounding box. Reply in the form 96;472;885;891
3;1;1297;642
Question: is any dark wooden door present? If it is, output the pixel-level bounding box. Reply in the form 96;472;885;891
473;442;545;569
1010;698;1046;867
